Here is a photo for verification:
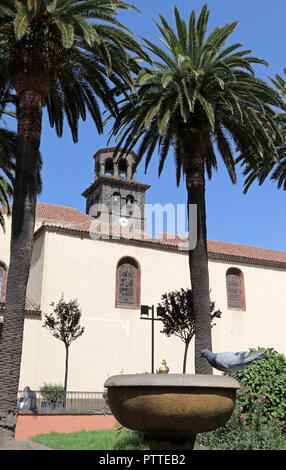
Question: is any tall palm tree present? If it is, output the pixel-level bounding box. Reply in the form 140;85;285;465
0;93;43;230
0;0;148;443
0;127;15;228
0;93;17;229
238;69;286;192
0;124;43;229
109;5;283;374
0;87;16;223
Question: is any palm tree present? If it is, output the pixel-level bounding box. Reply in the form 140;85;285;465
0;0;148;443
109;5;283;374
0;88;16;227
0;126;15;228
0;93;17;228
0;96;42;230
0;125;43;228
238;70;286;192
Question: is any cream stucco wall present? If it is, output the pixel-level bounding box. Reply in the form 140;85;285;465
26;232;46;306
1;214;285;392
0;215;12;267
20;229;286;391
24;231;193;391
208;260;286;353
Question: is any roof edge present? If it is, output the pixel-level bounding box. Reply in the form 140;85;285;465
82;177;151;197
92;147;138;160
34;224;286;270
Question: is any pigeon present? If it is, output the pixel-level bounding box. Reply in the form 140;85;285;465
200;349;268;375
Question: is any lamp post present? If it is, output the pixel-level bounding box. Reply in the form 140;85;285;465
140;305;165;373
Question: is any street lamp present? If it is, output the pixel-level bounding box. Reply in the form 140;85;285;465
140;305;165;373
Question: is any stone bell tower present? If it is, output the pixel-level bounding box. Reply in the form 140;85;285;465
82;148;150;232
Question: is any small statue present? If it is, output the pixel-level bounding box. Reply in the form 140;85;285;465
157;359;169;374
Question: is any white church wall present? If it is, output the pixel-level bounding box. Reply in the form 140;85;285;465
0;215;11;267
18;229;286;391
209;260;286;356
26;232;193;390
26;232;47;306
20;315;43;390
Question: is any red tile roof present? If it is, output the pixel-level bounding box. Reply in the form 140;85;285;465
3;202;286;268
207;239;286;265
1;202;93;224
35;202;93;224
35;219;286;269
158;233;286;264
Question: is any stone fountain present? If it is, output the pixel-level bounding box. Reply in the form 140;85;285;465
104;363;240;450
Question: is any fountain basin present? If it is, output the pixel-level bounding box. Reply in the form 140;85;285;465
104;374;240;450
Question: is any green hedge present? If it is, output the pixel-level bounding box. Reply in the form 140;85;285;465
233;347;286;421
39;383;64;403
196;403;284;450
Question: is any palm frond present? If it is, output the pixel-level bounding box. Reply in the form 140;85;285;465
106;4;283;199
13;8;30;39
55;18;74;48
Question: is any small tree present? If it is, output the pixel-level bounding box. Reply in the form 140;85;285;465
43;297;85;405
157;289;222;373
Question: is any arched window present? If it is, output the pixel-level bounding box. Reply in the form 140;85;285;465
112;192;121;214
116;257;140;309
112;192;121;203
126;195;134;216
126;195;134;205
226;268;246;310
105;158;113;176
118;159;127;179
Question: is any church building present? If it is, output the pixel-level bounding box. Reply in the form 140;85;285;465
0;148;286;392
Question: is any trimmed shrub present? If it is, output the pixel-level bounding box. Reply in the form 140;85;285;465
40;383;64;404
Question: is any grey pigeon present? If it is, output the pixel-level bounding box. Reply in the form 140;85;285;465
200;349;268;375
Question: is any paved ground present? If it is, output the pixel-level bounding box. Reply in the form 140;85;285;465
0;438;54;450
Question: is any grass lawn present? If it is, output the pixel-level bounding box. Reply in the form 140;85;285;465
31;429;149;450
31;428;286;451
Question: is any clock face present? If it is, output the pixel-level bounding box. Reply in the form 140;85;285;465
119;217;129;227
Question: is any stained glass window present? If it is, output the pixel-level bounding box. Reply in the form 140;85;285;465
116;258;140;308
226;268;245;310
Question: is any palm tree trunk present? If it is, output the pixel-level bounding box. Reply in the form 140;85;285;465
184;135;212;375
0;87;43;445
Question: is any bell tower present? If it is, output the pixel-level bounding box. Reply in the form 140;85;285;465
82;148;150;232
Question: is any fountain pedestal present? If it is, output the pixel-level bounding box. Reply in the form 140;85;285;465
104;374;240;450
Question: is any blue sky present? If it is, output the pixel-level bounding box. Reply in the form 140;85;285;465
10;1;286;251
